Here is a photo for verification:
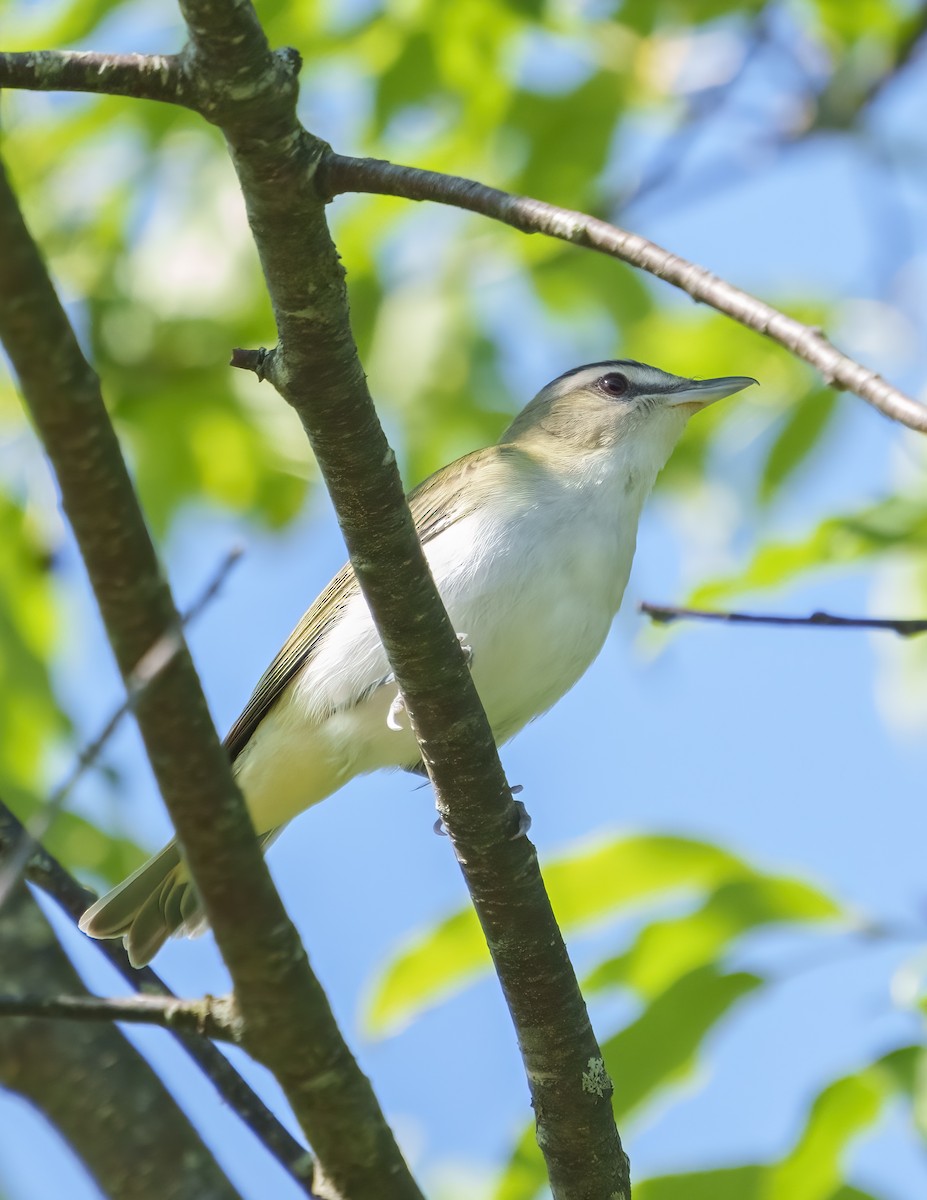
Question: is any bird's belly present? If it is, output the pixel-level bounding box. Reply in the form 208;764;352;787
435;516;624;745
239;507;632;832
456;583;612;744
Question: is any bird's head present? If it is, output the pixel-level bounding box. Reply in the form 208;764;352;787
502;360;756;476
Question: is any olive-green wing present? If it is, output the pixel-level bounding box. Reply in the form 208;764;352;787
223;446;507;763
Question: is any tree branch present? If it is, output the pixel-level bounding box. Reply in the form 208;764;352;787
0;546;242;908
320;153;927;435
0;798;316;1192
0;881;244;1200
0;991;241;1041
4;47;923;437
0;50;194;106
0;152;417;1200
640;602;927;637
181;2;630;1193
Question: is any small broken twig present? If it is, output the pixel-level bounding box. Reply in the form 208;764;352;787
640;602;927;637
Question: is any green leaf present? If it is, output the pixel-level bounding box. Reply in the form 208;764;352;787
7;787;145;886
0;493;70;795
365;834;749;1035
636;1166;768;1200
768;1072;888;1200
584;876;842;999
691;498;927;606
508;72;624;206
494;967;762;1200
759;389;839;504
373;32;442;135
606;967;762;1123
531;245;654;331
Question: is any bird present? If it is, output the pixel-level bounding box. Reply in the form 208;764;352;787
80;359;755;966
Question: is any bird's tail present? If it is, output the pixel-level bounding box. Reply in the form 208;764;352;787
79;828;281;968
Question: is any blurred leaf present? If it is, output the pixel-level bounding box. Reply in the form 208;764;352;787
7;0;133;49
373;32;442;135
8;786;145;885
636;1166;768;1200
692;498;927;606
584;876;842;998
0;488;145;882
810;0;912;46
759;389;839;504
495;967;761;1200
508;71;624;205
365;833;750;1034
607;966;762;1122
0;492;69;798
621;0;765;35
531;245;654;331
768;1072;887;1200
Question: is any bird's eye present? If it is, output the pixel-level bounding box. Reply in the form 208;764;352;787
598;372;630;399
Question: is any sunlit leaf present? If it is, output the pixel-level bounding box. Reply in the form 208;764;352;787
0;493;69;797
607;967;762;1122
508;72;624;205
584;876;842;998
691;498;927;606
636;1166;768;1200
365;834;750;1034
494;967;762;1200
8;786;145;885
768;1072;887;1200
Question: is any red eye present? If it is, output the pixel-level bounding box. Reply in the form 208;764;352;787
599;372;630;398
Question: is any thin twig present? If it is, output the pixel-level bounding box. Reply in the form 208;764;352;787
0;547;243;909
320;154;927;435
0;799;315;1191
0;992;241;1041
639;602;927;637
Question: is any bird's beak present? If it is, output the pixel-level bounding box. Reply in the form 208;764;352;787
666;375;758;411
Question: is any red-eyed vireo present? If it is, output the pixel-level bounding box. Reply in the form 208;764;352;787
80;360;755;965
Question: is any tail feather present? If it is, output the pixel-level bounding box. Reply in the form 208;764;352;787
79;828;282;968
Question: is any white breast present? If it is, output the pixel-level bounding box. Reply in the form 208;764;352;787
235;451;647;834
431;470;639;743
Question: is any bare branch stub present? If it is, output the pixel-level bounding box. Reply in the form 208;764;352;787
230;346;269;378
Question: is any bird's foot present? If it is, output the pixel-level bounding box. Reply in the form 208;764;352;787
386;633;471;733
509;796;531;840
457;632;473;666
386;690;407;731
432;785;528;838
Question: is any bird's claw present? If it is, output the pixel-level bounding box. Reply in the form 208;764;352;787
432;787;529;839
386;690;407;731
387;634;470;733
457;632;473;666
510;797;531;839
